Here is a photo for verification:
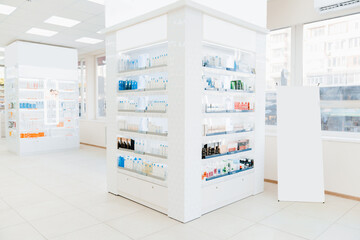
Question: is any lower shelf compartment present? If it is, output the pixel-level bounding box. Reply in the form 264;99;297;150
117;168;167;187
202;170;254;214
116;171;168;214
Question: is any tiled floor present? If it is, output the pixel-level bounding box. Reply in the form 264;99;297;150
0;139;359;240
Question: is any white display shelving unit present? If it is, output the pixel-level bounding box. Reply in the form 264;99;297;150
105;1;266;222
5;41;79;155
0;65;4;137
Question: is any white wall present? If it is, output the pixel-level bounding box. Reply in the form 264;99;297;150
78;51;106;148
268;0;360;29
265;136;360;198
106;0;267;29
79;120;106;147
266;0;360;198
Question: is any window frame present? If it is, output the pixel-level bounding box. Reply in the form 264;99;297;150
78;59;86;119
95;54;106;119
266;13;360;141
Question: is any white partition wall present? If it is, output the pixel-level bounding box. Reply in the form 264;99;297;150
105;1;267;222
5;41;79;155
277;86;325;202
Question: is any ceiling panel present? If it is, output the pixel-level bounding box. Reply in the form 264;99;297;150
0;0;106;65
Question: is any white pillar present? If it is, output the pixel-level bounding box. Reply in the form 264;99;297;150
167;7;203;222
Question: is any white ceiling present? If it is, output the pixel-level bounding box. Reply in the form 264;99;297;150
0;0;106;64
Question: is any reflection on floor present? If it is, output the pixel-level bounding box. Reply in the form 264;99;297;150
0;138;359;240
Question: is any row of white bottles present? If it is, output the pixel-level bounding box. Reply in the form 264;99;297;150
146;100;167;112
119;155;167;180
19;79;44;89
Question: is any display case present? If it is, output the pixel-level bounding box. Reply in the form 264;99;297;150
105;1;267;223
4;41;79;155
0;66;4;137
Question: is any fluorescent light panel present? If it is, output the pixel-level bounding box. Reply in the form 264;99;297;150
0;4;16;15
26;28;58;37
0;56;4;60
0;47;4;52
45;16;80;27
88;0;105;5
76;37;103;44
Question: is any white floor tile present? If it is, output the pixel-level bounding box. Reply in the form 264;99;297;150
52;224;131;240
106;208;178;239
15;199;77;221
337;203;360;231
2;190;60;209
62;191;119;208
260;209;333;239
0;223;46;240
316;224;360;240
81;198;144;221
228;224;307;240
44;182;103;198
140;224;221;240
188;211;254;240
220;199;281;222
0;209;25;229
30;209;100;239
0;199;10;211
283;200;355;223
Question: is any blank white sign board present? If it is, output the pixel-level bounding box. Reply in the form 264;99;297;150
277;86;325;202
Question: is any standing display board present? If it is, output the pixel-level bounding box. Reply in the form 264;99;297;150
277;86;325;202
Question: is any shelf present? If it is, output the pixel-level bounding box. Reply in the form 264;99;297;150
19;88;43;91
118;65;167;77
117;148;167;163
203;67;255;78
203;111;254;118
202;168;254;187
202;148;253;161
117;110;168;118
203;130;254;142
117;88;167;96
20;109;44;111
19;99;44;101
204;89;255;96
117;168;167;187
117;130;168;141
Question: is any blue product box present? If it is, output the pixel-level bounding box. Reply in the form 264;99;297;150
132;80;137;90
119;80;125;90
118;156;125;168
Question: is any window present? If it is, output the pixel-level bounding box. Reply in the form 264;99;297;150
96;55;106;118
78;60;87;118
304;13;360;133
265;28;291;126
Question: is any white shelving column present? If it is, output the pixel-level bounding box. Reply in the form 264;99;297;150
105;0;267;223
4;41;79;155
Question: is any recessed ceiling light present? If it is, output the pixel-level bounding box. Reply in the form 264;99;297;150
88;0;105;5
45;16;80;27
26;28;58;37
0;4;16;15
76;37;103;44
0;47;4;52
